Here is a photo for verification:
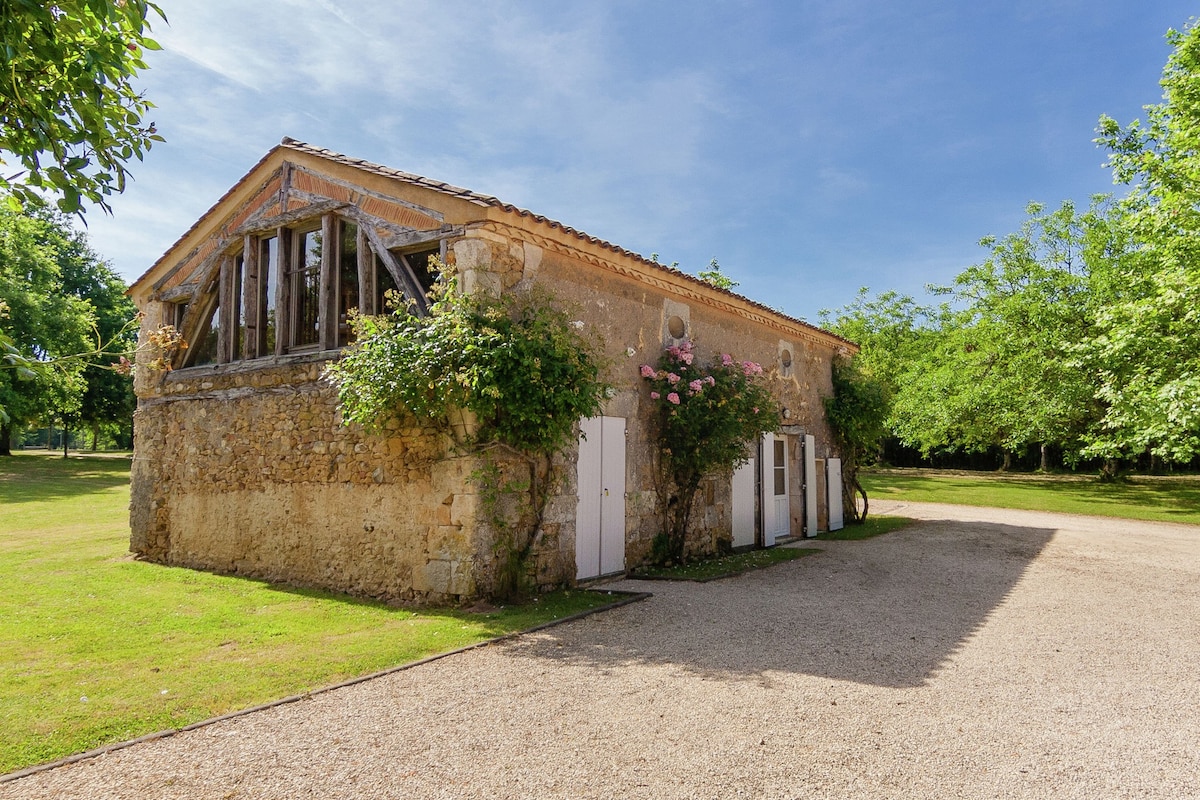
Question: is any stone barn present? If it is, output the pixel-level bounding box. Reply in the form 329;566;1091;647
128;138;856;603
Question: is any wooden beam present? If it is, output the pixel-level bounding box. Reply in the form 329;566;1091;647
177;286;219;370
380;224;462;251
280;161;292;215
217;256;231;365
231;199;347;237
275;227;292;356
156;284;197;303
319;214;338;350
357;225;374;316
242;234;260;359
359;222;429;315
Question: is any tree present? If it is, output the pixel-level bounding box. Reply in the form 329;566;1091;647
0;205;94;453
53;216;137;449
821;199;1130;472
819;288;941;404
0;0;165;214
824;356;888;522
1087;20;1200;465
892;200;1124;468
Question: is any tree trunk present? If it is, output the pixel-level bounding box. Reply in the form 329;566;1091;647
63;426;70;459
1039;442;1049;472
91;421;100;452
1000;450;1013;472
1099;458;1122;482
0;421;12;456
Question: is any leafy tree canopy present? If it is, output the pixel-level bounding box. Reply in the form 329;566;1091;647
1087;20;1200;463
0;0;165;214
0;203;135;451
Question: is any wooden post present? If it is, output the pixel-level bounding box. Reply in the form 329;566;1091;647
275;227;292;355
319;214;337;350
217;255;231;364
357;226;374;315
242;234;259;358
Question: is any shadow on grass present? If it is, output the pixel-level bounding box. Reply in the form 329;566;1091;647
0;453;131;503
504;518;1054;689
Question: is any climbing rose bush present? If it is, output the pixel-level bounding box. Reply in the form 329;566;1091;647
641;340;779;563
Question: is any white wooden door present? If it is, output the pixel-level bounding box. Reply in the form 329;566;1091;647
804;434;819;537
759;433;790;545
576;416;626;579
827;457;844;531
731;457;756;548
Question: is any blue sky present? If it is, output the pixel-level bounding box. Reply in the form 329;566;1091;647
83;1;1197;322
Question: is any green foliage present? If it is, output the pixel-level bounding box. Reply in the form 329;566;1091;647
631;545;818;581
327;270;606;457
1086;20;1200;464
697;258;739;290
824;356;889;522
640;340;778;563
820;287;943;402
824;199;1130;471
0;203;136;451
820;20;1200;472
0;204;92;442
0;0;166;215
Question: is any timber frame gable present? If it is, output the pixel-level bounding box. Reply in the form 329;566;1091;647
151;159;465;370
135;137;855;374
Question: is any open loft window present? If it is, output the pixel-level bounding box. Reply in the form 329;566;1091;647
188;295;220;367
288;227;322;350
373;246;439;314
176;212;444;368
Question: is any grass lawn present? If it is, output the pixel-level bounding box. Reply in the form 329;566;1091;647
814;514;915;541
0;452;619;775
862;468;1200;525
630;545;820;581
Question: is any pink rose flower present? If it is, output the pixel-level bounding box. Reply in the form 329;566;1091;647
681;352;694;365
667;372;681;385
689;379;703;394
640;364;656;378
721;353;734;366
650;391;660;400
705;375;716;386
667;392;681;405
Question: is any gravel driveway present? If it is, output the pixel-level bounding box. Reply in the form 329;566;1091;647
4;502;1199;799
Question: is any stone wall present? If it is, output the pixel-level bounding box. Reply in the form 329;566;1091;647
132;355;484;604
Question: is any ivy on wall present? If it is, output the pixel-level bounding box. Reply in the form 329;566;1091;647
325;264;608;598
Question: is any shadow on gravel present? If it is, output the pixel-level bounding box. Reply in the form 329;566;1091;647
507;519;1055;688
